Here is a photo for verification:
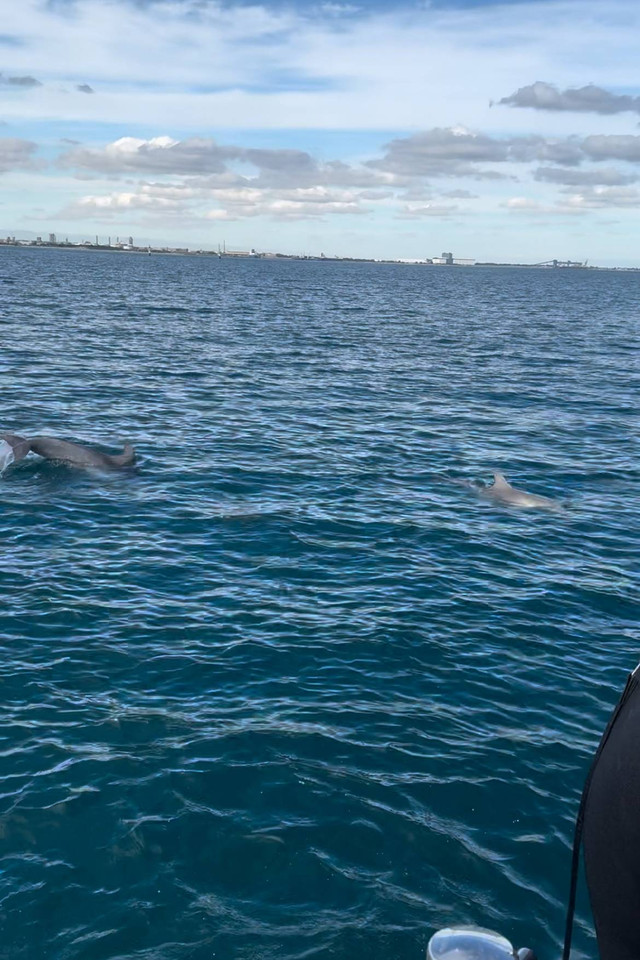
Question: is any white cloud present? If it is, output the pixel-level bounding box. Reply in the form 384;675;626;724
56;178;378;223
46;119;640;232
259;197;367;219
561;185;640;208
318;3;362;15
502;196;585;217
204;209;238;221
61;191;187;217
504;197;544;211
396;202;459;219
503;187;640;215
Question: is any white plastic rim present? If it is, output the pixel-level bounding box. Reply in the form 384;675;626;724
0;440;15;474
427;926;516;960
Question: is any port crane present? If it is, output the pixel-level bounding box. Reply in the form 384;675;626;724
534;258;587;268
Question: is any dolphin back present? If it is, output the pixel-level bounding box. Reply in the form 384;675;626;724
108;443;136;467
486;471;561;509
29;436;136;468
491;471;512;490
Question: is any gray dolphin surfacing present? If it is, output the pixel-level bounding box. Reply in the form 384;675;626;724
480;471;562;510
445;471;563;511
1;433;135;469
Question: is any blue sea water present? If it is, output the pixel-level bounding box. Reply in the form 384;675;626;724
0;247;638;960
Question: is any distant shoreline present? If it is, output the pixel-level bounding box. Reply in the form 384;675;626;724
1;239;639;272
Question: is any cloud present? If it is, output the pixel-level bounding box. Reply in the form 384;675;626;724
369;127;511;178
318;3;362;15
531;139;586;166
581;135;640;162
0;74;95;94
55;134;400;225
3;0;640;264
0;72;41;87
58;178;378;223
244;195;368;220
442;189;479;199
60;186;192;218
0;137;39;172
59;136;233;174
501;196;586;217
58;134;401;193
503;185;640;215
75;192;182;211
61;136;337;182
1;0;639;134
368;127;585;178
504;197;544;212
534;165;638;186
500;81;640;116
242;148;316;173
396;202;458;219
252;158;399;190
561;185;640;209
54;124;640;231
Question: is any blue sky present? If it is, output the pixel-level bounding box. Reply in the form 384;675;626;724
1;0;640;264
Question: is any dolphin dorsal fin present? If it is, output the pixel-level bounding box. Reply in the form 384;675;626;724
493;471;511;489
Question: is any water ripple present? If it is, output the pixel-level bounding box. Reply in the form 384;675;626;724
0;249;638;960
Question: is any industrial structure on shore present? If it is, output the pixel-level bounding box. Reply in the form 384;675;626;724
429;251;475;265
0;236;607;269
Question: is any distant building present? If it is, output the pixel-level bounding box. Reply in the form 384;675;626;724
49;233;56;244
431;252;475;266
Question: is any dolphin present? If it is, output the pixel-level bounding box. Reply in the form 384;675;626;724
1;433;136;469
445;471;563;511
479;471;562;510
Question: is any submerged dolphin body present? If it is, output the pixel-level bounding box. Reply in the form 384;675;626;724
447;471;563;511
1;433;135;469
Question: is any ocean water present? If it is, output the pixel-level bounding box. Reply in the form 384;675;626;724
0;246;638;960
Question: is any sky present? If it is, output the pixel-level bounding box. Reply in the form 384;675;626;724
1;0;640;264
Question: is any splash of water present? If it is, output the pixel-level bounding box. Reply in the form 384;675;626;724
0;439;15;474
